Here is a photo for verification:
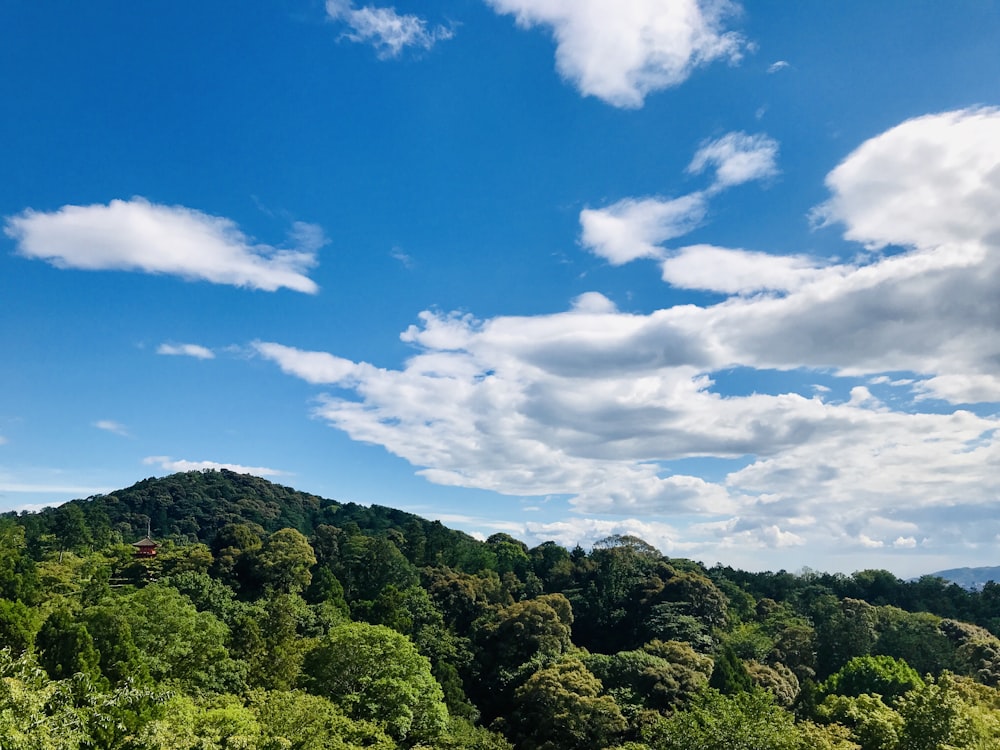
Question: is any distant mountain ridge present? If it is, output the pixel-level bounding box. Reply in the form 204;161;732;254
924;566;1000;591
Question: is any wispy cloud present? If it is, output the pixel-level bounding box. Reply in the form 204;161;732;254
767;60;790;73
390;246;415;269
485;0;745;107
5;198;323;293
687;131;779;191
142;456;289;477
94;420;130;437
157;343;216;360
325;0;453;58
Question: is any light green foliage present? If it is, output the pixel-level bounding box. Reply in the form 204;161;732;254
817;693;903;750
895;674;986;750
485;534;530;577
509;657;627;750
435;717;515;750
256;528;316;594
820;655;924;704
158;542;214;577
795;720;861;750
122;584;246;692
248;689;395;750
302;620;449;743
645;688;802;750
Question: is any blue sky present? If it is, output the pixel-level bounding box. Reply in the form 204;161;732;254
3;1;1000;576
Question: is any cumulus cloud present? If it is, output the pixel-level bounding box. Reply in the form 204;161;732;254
660;244;825;294
485;0;745;107
813;107;1000;250
157;343;215;360
142;456;288;477
687;131;780;191
257;108;1000;561
580;194;706;264
325;0;453;58
4;198;322;293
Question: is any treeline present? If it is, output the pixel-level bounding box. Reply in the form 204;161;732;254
2;470;1000;748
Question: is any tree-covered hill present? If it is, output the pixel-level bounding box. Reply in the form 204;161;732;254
8;469;489;570
4;470;1000;748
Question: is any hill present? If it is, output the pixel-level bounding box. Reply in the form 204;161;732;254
5;469;489;570
925;566;1000;591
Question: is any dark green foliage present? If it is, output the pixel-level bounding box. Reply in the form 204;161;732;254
0;598;33;655
36;608;102;683
709;643;753;695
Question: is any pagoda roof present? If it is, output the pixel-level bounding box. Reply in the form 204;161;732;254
131;536;158;548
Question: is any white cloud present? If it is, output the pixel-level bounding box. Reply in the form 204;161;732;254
485;0;745;107
325;0;453;58
4;198;322;293
580;194;706;264
767;60;789;73
157;343;215;360
581;132;777;265
688;131;780;191
142;456;288;477
914;374;1000;404
256;108;1000;563
858;534;885;549
660;244;824;294
813;107;1000;250
253;341;362;385
94;420;130;437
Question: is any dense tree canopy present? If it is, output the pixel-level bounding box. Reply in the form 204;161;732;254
5;470;1000;749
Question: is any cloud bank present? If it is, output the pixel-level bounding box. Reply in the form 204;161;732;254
256;108;1000;561
485;0;745;107
5;198;322;293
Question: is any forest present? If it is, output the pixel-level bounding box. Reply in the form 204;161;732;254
3;469;1000;749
